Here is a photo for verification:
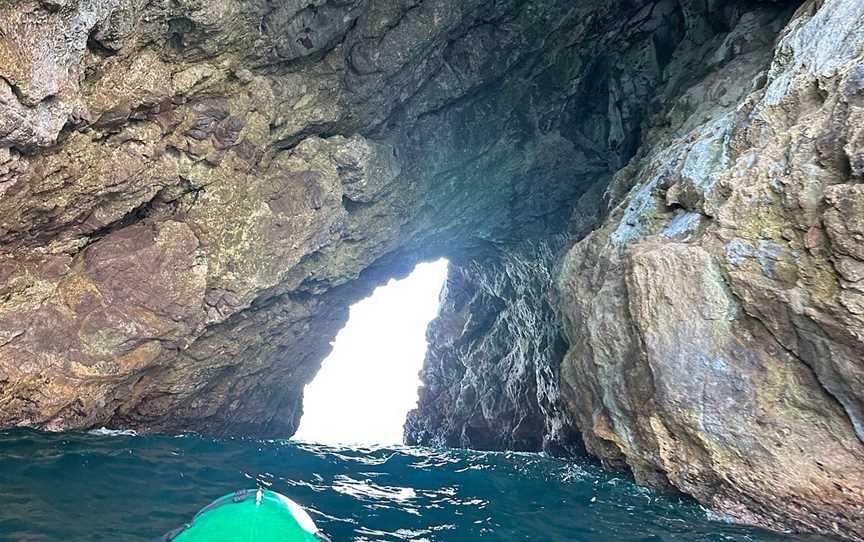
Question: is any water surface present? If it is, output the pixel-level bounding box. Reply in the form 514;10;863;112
0;429;829;541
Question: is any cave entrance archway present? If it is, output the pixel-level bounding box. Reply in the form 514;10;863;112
292;259;449;445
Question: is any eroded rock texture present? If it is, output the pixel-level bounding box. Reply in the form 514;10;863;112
405;240;584;455
551;1;864;539
2;0;864;538
412;0;864;539
0;0;630;435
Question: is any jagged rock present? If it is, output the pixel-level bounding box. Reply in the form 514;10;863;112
0;0;664;434
405;241;584;456
1;0;863;539
552;1;864;538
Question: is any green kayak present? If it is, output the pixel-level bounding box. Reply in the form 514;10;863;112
158;489;330;542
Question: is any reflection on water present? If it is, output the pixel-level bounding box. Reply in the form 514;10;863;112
0;429;832;542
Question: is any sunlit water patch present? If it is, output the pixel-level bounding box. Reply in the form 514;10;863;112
0;430;832;541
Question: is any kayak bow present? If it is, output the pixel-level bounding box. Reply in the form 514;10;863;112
158;488;330;542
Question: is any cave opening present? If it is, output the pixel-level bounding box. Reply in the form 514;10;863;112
292;259;449;445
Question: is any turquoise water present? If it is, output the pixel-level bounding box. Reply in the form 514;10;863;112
0;429;828;542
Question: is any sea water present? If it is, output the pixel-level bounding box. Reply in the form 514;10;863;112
0;429;832;542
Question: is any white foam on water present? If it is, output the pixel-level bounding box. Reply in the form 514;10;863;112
87;427;138;437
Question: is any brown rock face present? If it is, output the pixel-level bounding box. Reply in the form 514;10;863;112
0;0;674;434
549;1;864;538
2;0;864;539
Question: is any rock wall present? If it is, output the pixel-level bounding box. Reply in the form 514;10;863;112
404;240;585;455
410;0;864;539
0;0;656;435
404;0;766;452
551;1;864;538
2;0;864;539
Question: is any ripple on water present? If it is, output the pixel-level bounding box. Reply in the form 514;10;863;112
0;429;837;542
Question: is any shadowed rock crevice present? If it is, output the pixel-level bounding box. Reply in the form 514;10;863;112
405;240;584;456
2;0;864;539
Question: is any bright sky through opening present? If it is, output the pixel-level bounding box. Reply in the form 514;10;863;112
293;259;449;446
